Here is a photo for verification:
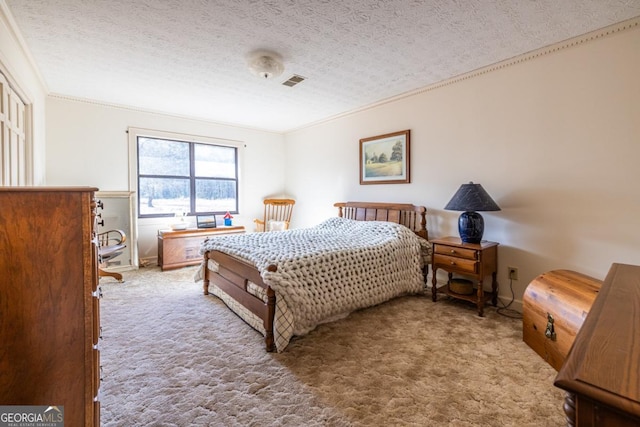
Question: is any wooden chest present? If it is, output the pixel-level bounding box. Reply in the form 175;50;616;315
157;226;244;270
522;269;601;371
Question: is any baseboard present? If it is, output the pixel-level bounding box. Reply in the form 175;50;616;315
101;264;138;272
138;256;158;268
427;276;523;314
496;295;523;313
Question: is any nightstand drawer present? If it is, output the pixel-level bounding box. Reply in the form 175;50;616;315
433;244;477;260
433;254;478;274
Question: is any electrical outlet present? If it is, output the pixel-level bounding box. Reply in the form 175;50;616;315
508;266;519;280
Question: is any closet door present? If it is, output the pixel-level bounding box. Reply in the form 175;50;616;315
0;72;27;186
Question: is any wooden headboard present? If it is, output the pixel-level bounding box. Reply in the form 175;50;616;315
334;202;428;240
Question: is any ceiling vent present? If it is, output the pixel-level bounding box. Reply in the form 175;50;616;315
282;75;306;87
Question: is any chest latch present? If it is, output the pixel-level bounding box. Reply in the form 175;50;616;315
545;313;557;341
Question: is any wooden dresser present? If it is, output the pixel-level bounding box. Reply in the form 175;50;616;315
0;187;101;426
554;263;640;426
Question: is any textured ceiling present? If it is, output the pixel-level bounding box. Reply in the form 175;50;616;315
5;1;640;132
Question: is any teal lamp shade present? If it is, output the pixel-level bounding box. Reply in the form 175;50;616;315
444;182;500;244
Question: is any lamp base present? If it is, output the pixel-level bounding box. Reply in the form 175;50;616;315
458;211;484;244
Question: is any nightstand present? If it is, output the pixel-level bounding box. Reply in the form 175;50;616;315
431;236;499;316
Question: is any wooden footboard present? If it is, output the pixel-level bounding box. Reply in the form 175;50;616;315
203;250;277;352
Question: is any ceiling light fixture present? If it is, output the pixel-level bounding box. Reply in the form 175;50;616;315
247;51;284;79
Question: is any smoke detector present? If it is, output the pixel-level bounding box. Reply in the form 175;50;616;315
247;51;284;79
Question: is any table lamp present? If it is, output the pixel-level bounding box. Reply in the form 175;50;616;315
444;182;500;244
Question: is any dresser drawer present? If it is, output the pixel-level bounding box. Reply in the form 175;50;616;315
433;254;478;274
93;347;100;397
433;244;477;260
92;295;100;346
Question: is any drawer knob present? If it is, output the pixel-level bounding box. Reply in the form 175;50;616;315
450;261;455;265
450;249;456;254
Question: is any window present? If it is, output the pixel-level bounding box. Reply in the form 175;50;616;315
136;134;239;218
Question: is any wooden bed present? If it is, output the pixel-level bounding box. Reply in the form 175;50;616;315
202;201;429;352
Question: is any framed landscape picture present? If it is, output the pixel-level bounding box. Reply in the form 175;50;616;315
359;129;410;185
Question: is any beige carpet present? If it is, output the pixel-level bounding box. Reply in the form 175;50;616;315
99;266;565;426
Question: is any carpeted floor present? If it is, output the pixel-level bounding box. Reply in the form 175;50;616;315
99;266;565;426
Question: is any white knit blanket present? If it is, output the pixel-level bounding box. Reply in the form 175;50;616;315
200;217;427;351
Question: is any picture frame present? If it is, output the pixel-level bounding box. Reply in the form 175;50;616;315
359;129;410;185
196;215;217;229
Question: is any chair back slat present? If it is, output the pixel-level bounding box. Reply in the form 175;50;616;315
255;198;295;232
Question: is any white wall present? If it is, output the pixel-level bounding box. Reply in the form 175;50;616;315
0;1;47;184
284;23;640;306
19;8;640;307
45;97;286;261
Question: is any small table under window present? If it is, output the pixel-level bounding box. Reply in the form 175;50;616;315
157;226;244;270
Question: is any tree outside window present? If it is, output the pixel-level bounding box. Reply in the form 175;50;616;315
137;136;238;218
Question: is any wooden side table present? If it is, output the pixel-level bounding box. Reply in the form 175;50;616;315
158;226;244;270
431;236;499;316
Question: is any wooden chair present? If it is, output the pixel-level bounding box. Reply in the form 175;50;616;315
254;198;295;232
97;229;127;282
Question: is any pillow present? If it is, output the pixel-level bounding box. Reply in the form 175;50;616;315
267;220;288;232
